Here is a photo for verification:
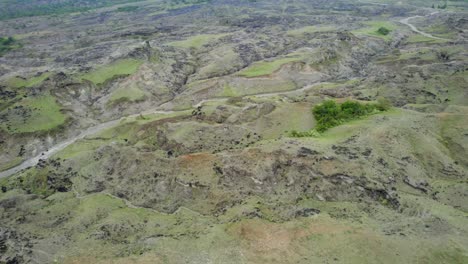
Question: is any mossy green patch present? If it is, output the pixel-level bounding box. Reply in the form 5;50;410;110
232;79;297;96
69;193;127;229
55;110;192;160
81;59;143;85
376;46;462;64
7;72;51;88
2;167;53;196
169;33;229;49
238;56;303;77
56;139;111;160
109;84;147;105
0;94;66;133
424;23;457;39
405;34;448;44
249;102;315;139
221;85;239;97
397;47;434;61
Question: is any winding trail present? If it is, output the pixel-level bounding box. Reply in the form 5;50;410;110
399;12;450;41
0;82;327;179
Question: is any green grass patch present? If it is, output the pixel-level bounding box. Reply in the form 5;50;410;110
68;193;127;228
405;34;448;44
398;47;435;61
108;84;147;105
424;23;457;39
377;47;440;63
80;59;143;85
169;33;228;49
1;167;61;196
251;102;315;140
352;21;398;40
238;56;303;77
7;72;51;88
56;139;110;160
220;85;239;97
0;94;66;133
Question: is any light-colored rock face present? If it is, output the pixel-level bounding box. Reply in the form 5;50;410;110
1;0;468;263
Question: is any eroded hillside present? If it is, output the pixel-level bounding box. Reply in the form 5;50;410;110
0;0;467;263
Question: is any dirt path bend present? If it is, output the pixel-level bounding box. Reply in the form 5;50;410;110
399;12;450;41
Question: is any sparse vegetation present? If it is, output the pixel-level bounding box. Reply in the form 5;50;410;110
287;25;335;36
81;59;143;85
169;33;228;49
0;0;467;262
0;36;20;56
108;84;147;105
7;72;51;88
0;94;66;133
116;6;139;12
238;56;304;77
0;0;145;20
405;34;448;44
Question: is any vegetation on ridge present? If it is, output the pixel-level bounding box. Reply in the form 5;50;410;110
291;98;391;137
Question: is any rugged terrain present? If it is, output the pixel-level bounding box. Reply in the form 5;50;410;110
0;0;467;263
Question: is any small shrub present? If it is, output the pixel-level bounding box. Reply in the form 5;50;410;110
377;27;391;36
437;50;450;61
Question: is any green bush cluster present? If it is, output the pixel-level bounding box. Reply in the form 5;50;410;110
377;27;391;36
290;98;391;137
312;98;391;133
